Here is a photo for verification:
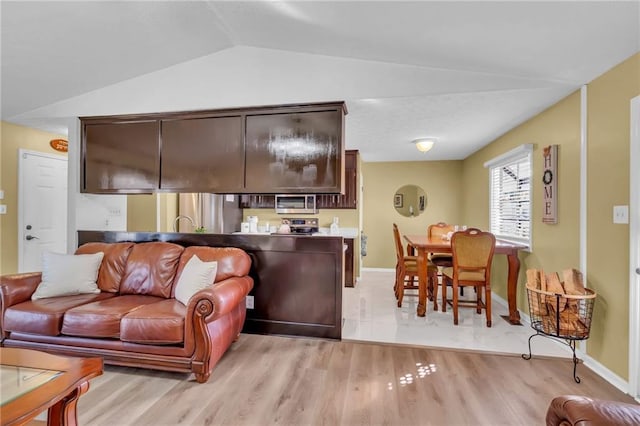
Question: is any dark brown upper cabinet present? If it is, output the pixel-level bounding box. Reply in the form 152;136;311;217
82;120;160;193
81;101;346;194
239;194;276;209
245;104;346;194
160;115;244;192
317;150;358;209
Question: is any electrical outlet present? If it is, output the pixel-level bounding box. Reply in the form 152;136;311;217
246;295;254;309
613;205;629;224
0;190;4;199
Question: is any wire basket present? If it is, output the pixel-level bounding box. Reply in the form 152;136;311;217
526;286;596;340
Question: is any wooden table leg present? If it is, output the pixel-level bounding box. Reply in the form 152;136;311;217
47;381;89;426
417;248;427;317
506;251;522;325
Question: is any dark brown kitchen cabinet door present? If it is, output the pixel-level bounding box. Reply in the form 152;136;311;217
344;238;354;287
317;194;338;209
245;109;344;193
160;116;244;192
239;194;275;209
317;150;358;209
83;120;160;192
341;150;358;208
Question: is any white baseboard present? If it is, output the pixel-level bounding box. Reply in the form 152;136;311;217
361;267;395;273
492;292;630;394
492;292;510;310
577;352;630;394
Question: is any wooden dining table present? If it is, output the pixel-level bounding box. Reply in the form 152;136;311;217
404;234;527;325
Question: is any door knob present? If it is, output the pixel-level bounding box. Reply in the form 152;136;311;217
25;235;39;240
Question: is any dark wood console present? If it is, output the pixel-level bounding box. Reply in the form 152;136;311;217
78;231;343;339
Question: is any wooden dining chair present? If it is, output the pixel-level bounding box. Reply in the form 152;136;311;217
441;228;496;327
427;222;455;309
393;224;437;308
427;222;455;267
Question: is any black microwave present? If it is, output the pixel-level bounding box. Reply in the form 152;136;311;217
275;194;317;214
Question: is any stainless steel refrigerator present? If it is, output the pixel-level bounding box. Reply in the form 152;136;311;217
177;193;243;234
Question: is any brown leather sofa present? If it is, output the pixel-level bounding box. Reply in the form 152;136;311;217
546;395;640;425
0;242;253;383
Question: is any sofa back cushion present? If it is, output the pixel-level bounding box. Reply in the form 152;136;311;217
120;242;184;298
75;242;134;292
173;246;251;297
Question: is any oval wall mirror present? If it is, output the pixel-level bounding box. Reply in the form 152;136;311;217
394;185;427;217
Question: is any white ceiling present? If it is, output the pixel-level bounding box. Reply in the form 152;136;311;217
2;1;639;162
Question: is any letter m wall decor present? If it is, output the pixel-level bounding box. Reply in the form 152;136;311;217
542;145;558;224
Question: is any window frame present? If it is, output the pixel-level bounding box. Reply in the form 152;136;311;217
484;144;533;250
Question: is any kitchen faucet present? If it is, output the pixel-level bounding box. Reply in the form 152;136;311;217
173;215;196;232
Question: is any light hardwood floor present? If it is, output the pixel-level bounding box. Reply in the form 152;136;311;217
76;334;636;426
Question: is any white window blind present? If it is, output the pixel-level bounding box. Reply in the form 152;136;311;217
485;145;532;247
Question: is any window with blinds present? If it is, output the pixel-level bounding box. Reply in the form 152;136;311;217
485;144;532;247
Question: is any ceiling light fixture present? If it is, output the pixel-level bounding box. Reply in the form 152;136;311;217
413;138;436;153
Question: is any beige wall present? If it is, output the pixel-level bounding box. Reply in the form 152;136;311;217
362;160;463;269
462;53;639;380
126;193;178;232
160;193;178;232
462;91;582;302
585;53;639;379
126;194;157;232
0;122;67;275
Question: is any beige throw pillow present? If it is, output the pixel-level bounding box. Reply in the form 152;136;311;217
32;251;104;300
175;255;218;305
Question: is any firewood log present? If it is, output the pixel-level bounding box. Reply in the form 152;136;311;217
546;272;567;312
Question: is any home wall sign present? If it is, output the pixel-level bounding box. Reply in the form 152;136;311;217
542;144;558;224
50;139;68;153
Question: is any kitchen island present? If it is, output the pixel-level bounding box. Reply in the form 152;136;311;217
78;231;344;339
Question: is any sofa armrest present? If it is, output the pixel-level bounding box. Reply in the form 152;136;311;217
187;276;253;322
546;395;640;426
0;272;42;308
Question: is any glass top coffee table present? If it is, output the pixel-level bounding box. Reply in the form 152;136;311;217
0;348;102;426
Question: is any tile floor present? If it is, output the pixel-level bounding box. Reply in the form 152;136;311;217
342;269;572;358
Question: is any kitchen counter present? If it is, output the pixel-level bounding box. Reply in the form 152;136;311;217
232;227;358;238
314;227;359;238
78;230;344;339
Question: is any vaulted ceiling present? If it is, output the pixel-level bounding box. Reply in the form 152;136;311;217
2;1;638;161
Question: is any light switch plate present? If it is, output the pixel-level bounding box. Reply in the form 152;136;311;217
0;190;4;199
0;205;6;214
245;295;254;309
613;205;629;224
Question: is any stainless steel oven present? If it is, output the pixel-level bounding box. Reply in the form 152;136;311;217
275;194;317;214
282;217;319;234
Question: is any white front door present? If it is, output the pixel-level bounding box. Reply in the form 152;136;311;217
630;95;640;401
18;150;68;272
